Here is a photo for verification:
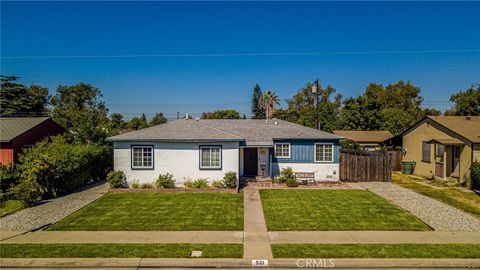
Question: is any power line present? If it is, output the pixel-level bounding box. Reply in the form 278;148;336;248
2;49;480;59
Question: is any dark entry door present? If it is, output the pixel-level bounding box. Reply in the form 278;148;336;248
243;148;258;176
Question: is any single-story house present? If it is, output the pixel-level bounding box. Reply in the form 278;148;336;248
106;119;343;185
333;130;394;151
0;117;65;165
402;115;480;187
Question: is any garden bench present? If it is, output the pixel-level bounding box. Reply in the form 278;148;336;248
294;172;315;185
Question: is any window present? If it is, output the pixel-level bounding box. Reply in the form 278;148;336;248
131;146;154;169
315;143;334;162
275;143;290;158
200;146;222;169
436;144;445;157
422;141;431;162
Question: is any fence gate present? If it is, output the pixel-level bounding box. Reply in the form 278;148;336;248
340;149;392;182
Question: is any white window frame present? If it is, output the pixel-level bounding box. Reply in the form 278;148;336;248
274;143;291;158
199;146;222;170
131;145;154;169
314;143;334;163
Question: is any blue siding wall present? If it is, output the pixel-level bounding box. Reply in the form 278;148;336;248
271;139;340;163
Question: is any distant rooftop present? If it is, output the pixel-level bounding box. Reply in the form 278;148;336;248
0;117;50;142
333;130;394;143
106;119;342;145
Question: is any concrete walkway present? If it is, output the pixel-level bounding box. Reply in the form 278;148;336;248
269;231;480;244
0;182;108;232
2;231;243;244
1;258;479;269
242;187;273;259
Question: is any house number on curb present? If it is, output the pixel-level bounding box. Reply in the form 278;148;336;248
252;259;269;267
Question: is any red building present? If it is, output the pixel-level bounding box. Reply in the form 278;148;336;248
0;117;65;165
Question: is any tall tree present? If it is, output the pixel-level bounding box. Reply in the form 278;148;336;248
273;82;341;132
110;113;125;130
149;112;168;126
0;75;49;116
201;109;241;119
125;114;149;130
251;84;265;119
445;84;480;116
50;83;111;143
259;90;280;119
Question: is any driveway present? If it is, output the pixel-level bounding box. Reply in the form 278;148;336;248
359;182;480;232
0;182;108;233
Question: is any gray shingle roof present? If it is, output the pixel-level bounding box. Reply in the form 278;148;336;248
0;117;50;142
106;119;342;145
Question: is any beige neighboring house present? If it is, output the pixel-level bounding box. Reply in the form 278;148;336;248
402;115;480;187
333;130;394;151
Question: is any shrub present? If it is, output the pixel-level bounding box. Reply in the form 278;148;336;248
10;180;44;206
140;183;153;189
276;167;295;183
107;170;127;188
191;179;210;189
183;180;194;189
15;135;111;201
211;180;224;188
222;171;237;188
0;164;19;193
286;177;298;187
155;173;175;188
471;161;480;189
130;181;140;189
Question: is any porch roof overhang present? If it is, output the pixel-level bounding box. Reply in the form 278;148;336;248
240;140;274;147
426;138;465;146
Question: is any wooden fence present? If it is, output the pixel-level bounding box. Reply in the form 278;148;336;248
340;149;392;182
386;150;403;171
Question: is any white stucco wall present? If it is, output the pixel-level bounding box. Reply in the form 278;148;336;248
113;141;239;185
272;162;340;181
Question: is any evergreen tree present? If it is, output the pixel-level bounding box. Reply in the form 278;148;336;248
0;75;49;116
251;84;265;119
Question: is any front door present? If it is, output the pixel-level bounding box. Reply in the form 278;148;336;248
243;148;258;176
451;146;461;178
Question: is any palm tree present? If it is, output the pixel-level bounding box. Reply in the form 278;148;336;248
260;90;280;119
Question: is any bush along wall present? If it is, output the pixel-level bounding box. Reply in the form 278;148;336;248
11;135;112;205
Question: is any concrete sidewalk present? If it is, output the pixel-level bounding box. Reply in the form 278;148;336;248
243;187;273;259
269;231;480;244
1;258;479;269
1;230;243;244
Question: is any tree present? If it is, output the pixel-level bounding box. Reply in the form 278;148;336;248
445;84;480;116
149;112;168;126
339;81;424;135
110;113;125;130
273;82;341;132
422;107;442;116
251;84;265;119
125;114;148;130
50;83;111;143
201;109;241;119
0;75;49;116
259;90;280;119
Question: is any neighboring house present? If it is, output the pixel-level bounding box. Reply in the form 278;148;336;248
106;119;343;185
0;117;65;165
402;116;480;187
333;130;394;151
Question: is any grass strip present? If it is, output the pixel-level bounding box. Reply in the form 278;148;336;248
1;243;243;258
272;244;480;258
0;200;24;217
260;189;429;231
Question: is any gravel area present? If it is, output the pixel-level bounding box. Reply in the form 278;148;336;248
359;182;480;232
0;182;108;231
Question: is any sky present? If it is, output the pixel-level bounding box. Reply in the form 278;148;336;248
1;1;479;120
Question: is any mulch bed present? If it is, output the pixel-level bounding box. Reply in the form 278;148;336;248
245;181;351;189
109;188;238;193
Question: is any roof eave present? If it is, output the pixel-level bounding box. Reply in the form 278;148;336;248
105;138;244;143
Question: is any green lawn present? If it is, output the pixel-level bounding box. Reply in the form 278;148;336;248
260;189;430;231
0;200;24;217
49;192;243;231
272;244;480;258
393;172;480;218
1;243;242;258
